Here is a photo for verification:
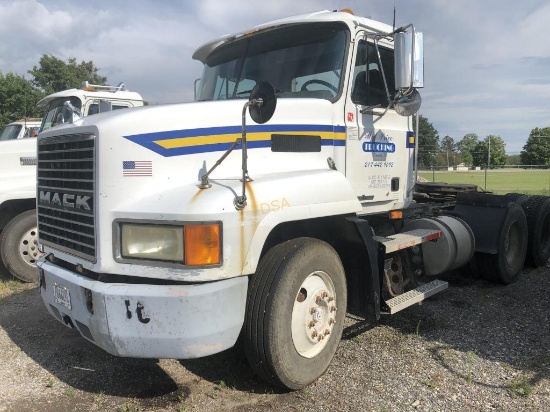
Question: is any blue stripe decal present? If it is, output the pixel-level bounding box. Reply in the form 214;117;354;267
124;124;346;157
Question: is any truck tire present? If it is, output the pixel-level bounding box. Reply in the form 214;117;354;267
504;192;528;206
523;195;550;267
477;203;527;284
0;209;42;282
244;238;347;390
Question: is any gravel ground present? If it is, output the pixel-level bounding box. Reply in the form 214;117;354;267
0;260;549;412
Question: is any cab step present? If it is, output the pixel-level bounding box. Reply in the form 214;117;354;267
374;228;442;254
382;279;448;314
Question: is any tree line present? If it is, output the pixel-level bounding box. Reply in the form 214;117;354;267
415;115;550;169
0;55;106;131
2;58;548;166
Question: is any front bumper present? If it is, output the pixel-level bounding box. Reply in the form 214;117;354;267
38;258;247;359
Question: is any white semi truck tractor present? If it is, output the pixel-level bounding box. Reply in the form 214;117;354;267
0;118;41;141
36;10;550;389
0;82;144;282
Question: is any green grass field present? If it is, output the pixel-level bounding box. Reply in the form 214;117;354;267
418;169;550;196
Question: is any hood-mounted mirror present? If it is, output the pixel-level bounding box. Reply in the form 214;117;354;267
198;81;278;211
249;81;277;124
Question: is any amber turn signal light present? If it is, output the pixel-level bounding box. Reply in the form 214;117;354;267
184;224;221;266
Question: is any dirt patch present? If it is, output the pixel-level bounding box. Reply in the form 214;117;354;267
0;264;549;411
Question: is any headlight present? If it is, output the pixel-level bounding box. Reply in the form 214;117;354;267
121;224;184;262
119;222;221;266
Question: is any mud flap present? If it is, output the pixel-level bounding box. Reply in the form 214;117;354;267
346;217;384;321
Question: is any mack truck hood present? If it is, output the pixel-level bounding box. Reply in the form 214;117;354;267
36;98;361;278
37;97;352;214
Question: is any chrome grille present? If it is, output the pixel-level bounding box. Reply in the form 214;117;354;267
37;133;96;261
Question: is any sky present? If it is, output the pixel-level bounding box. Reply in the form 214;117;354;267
1;0;549;154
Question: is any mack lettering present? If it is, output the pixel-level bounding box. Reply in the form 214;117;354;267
39;191;91;211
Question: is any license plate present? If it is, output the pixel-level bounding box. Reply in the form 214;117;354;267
53;283;72;310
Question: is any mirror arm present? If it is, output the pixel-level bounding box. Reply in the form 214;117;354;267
234;98;263;210
360;104;392;120
199;81;274;210
198;140;241;189
373;39;393;106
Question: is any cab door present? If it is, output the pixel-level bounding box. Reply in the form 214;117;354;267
343;34;412;211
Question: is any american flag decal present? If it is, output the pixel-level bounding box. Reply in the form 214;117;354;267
123;160;152;176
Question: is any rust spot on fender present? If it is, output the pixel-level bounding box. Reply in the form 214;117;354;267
245;180;258;213
238;181;260;272
189;188;205;204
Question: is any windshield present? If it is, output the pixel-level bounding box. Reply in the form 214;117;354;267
40;97;82;133
197;23;349;102
0;124;22;141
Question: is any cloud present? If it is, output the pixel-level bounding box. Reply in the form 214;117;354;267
0;0;548;154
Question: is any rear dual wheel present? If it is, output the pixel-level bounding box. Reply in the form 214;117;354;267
478;203;527;284
523;195;550;267
244;238;347;390
504;192;528;206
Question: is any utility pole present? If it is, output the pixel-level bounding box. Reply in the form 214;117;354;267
484;136;491;191
488;136;491;170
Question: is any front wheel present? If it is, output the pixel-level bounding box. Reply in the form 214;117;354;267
244;238;347;390
0;209;43;282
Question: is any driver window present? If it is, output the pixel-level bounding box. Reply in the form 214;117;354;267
351;40;395;106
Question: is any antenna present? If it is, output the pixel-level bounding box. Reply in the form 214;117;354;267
393;0;396;31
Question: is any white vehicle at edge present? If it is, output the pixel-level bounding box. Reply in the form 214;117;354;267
36;9;546;390
0;82;144;282
0;119;41;141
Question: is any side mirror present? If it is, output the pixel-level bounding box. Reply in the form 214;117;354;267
394;31;424;90
394;89;422;116
249;81;277;124
62;100;83;123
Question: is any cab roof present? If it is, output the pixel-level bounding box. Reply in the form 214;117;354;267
12;118;41;124
36;84;144;110
192;9;394;63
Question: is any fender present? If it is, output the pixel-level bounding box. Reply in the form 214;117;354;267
447;192;512;254
99;169;360;281
242;169;362;274
0;185;35;206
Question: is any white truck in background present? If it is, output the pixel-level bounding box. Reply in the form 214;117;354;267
0;82;144;282
36;9;550;390
0;118;41;141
